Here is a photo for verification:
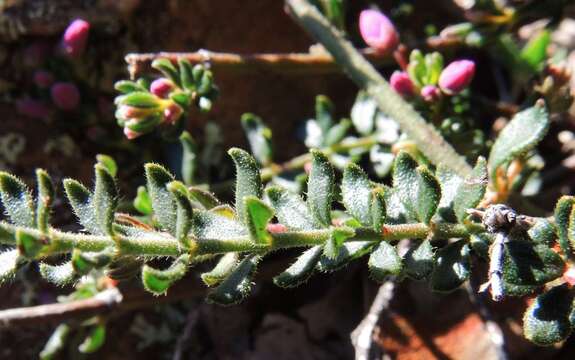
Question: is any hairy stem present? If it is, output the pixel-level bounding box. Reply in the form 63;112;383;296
285;0;472;177
0;221;481;258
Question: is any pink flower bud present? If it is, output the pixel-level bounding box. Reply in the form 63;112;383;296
438;60;475;95
33;70;54;88
421;85;440;102
16;99;51;119
304;161;312;175
50;82;80;111
359;9;399;54
61;19;90;58
150;78;174;99
163;103;183;124
266;223;287;234
124;127;142;140
390;71;414;97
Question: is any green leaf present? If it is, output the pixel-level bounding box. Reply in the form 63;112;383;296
197;70;214;96
142;254;190;295
317;241;373;272
96;154;118;177
133;186;153;215
207;254;260;305
528;218;555;246
39;261;77;286
16;229;46;258
415;166;441;224
324;119;351;146
369;241;402;281
430;240;470;292
488;103;549;183
342;163;372;225
404;239;434;280
520;30;550;72
201;253;240;287
188;187;220;210
503;239;564;287
273;246;322;288
241;113;273;165
35;169;54;234
63;179;100;235
78;324;106;354
568;205;575;256
371;187;386;231
453;157;487;223
151;58;181;87
145;163;177;235
469;233;492;259
114;80;146;94
167;181;193;248
555;196;574;256
192;209;246;240
523;284;574;346
0;249;22;283
392;152;419;220
315;95;334;136
178;58;195;90
436;164;463;222
94;164;118;236
244;196;274;245
0;171;35;227
266;187;317;230
120;91;160;108
323;226;355;259
40;324;71;360
228;148;262;225
179;131;198;186
308;150;334;227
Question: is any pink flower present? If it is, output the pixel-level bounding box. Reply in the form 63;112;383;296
33;70;54;88
50;82;80;110
359;9;399;54
61;19;90;58
390;71;414;97
438;60;475;95
163;103;183;124
421;85;440;102
150;78;174;98
16;99;51;119
124;127;142;140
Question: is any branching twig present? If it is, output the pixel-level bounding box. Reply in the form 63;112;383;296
125;49;393;78
350;282;395;360
0;288;123;328
284;0;473;177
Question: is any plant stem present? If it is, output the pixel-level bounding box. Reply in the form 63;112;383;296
0;221;481;258
285;0;473;177
260;135;377;181
125;49;393;78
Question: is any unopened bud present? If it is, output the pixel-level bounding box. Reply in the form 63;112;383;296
50;82;80;110
266;223;287;234
16;99;50;119
390;71;414;97
439;59;475;95
359;9;399;54
150;78;174;98
61;19;90;58
421;85;440;102
124;127;142;140
163;103;183;125
33;70;54;88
